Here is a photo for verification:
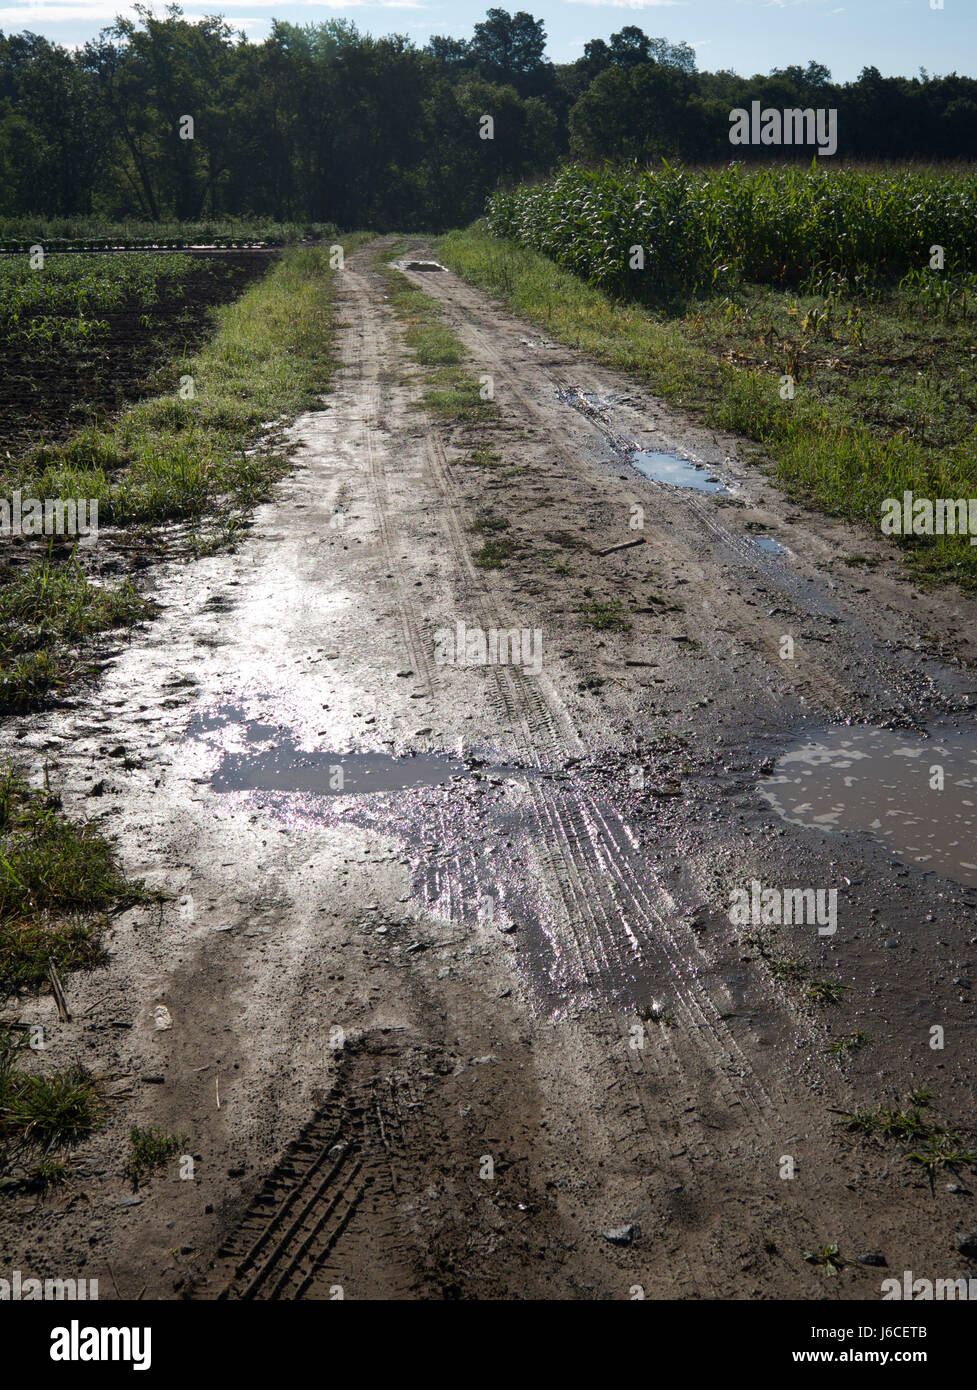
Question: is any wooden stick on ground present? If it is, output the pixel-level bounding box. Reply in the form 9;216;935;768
594;537;645;558
47;958;71;1022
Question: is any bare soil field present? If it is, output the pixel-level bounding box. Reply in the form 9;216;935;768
1;237;975;1301
0;250;277;453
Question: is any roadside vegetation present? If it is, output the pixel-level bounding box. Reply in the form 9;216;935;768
0;240;357;707
440;163;977;588
0;765;142;995
0;1022;102;1190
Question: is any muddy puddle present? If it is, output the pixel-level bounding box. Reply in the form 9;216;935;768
187;704;719;1017
390;259;446;273
631;449;729;494
760;721;977;889
190;704;475;794
751;535;789;556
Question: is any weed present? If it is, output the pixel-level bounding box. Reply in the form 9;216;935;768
125;1125;188;1189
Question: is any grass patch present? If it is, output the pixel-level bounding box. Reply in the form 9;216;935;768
638;1003;675;1026
580;598;631;632
473;537;517;569
0;766;142;994
423;371;496;423
839;1090;977;1178
378;253;497;425
0;1025;102;1178
125;1125;188;1189
827;1031;868;1055
471;512;509;534
0;550;149;709
383;277;464;366
439;226;977;589
769;958;807;983
806;980;849;1006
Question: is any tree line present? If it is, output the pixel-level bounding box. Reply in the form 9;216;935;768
1;5;974;229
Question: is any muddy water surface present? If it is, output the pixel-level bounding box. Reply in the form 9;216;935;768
761;721;977;889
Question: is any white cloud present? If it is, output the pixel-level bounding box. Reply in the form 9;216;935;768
562;1;681;9
0;0;424;21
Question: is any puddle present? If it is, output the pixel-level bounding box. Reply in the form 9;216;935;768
751;536;789;556
760;722;977;889
390;259;445;272
631;450;729;494
189;705;468;794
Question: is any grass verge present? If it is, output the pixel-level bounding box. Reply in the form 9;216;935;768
0;238;363;706
438;227;977;589
0;1024;102;1184
0;766;143;995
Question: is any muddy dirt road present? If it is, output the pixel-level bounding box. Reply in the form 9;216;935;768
5;237;977;1300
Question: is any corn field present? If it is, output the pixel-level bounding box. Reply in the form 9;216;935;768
486;163;977;301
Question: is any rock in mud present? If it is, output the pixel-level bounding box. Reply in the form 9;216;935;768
602;1224;640;1246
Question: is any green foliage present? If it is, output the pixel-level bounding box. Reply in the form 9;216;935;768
0;253;197;354
125;1125;188;1188
2;12;977;229
0;1027;102;1166
487;164;977;303
440;215;977;587
580;598;631;631
0;766;141;992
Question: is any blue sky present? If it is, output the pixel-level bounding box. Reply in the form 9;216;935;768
1;0;975;83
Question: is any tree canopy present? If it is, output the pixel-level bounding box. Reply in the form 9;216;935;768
0;7;973;227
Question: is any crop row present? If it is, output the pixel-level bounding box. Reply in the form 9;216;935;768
486;164;977;300
0;217;337;246
0;253;205;353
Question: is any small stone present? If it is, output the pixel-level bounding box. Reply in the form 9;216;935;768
955;1231;977;1257
602;1223;640;1246
856;1251;886;1267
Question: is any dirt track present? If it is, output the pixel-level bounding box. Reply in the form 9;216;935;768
4;237;977;1300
